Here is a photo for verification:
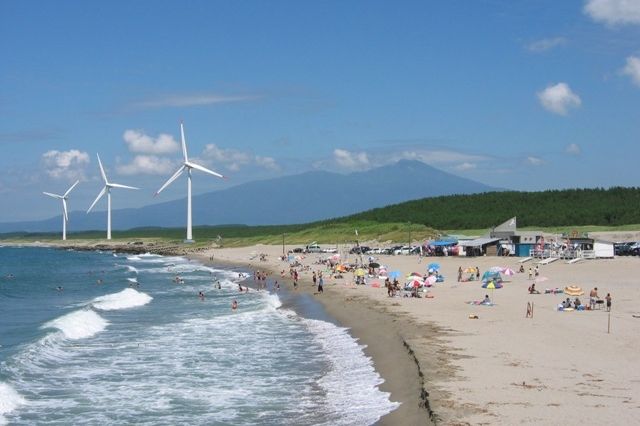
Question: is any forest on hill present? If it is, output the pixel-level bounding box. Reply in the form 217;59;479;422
336;187;640;230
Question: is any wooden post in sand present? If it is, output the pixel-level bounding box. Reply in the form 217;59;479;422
607;311;611;334
526;302;534;318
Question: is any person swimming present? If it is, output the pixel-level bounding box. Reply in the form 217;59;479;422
231;300;238;311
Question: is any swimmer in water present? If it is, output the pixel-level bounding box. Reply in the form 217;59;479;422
231;300;238;311
198;291;205;300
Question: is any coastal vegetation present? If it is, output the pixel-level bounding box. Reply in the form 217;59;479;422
3;187;639;246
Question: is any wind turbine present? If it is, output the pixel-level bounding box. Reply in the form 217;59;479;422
43;180;80;240
87;154;139;240
155;122;226;242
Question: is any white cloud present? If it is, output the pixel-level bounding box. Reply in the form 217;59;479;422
621;55;640;86
584;0;640;25
42;149;90;180
537;83;582;115
255;156;280;171
526;156;544;166
333;149;370;169
527;37;567;52
123;130;179;154
116;155;177;175
455;162;477;171
201;144;252;172
130;93;259;110
566;143;581;155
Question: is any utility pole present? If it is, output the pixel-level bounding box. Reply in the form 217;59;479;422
282;233;285;256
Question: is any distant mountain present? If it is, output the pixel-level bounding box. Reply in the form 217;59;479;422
0;160;499;233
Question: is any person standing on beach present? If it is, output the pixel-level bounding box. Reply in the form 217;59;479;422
457;266;462;282
475;267;480;281
312;271;317;288
605;293;612;311
318;275;324;294
590;287;599;309
528;267;533;280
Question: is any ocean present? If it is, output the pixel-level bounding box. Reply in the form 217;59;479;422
0;246;398;425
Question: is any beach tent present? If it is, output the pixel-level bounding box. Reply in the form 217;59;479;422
482;280;503;289
481;270;502;283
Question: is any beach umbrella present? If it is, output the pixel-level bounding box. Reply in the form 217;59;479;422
355;268;366;277
427;262;440;271
489;266;503;273
408;272;423;278
501;268;515;276
388;270;401;279
464;267;476;273
425;275;437;286
335;264;347;272
331;254;341;261
369;262;380;269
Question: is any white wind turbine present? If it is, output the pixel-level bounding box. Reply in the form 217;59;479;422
87;154;139;240
43;180;80;241
155;122;226;242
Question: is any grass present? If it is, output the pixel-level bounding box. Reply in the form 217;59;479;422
3;223;639;248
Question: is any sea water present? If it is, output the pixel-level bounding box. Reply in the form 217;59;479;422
0;246;398;425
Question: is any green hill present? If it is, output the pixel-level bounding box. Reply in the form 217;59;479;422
337;187;640;230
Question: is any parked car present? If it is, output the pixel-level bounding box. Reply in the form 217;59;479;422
614;242;636;256
305;243;322;253
350;246;370;254
322;248;338;253
630;242;640;256
292;247;304;253
393;246;412;255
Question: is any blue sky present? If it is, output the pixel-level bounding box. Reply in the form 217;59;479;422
1;0;639;222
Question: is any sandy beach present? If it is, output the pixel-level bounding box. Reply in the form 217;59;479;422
13;240;639;425
195;244;640;425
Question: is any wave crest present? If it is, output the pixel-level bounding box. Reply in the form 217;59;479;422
92;288;152;311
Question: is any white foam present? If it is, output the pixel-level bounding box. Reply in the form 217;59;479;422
304;319;400;424
124;265;138;274
139;253;161;258
0;382;26;425
92;288;152;311
126;277;138;284
43;309;108;340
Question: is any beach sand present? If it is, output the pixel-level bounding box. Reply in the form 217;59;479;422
17;240;640;424
197;245;640;425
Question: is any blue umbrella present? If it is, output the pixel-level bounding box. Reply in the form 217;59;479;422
388;270;401;279
427;262;440;271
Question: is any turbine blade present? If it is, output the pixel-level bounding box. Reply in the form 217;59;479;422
155;165;185;196
43;192;63;199
63;198;68;222
87;187;107;213
110;183;140;190
186;161;225;179
97;153;108;184
63;180;80;197
180;122;188;162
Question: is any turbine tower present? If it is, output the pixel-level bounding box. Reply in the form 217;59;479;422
43;180;80;240
87;154;139;240
155;122;226;242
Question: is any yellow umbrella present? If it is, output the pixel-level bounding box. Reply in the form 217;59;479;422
464;267;477;273
355;269;366;277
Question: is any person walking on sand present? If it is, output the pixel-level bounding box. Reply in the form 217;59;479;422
475;267;480;281
528;267;533;280
457;266;462;282
590;287;599;310
605;293;612;312
312;271;317;288
318;275;324;294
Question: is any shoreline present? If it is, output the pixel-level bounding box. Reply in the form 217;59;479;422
7;241;437;425
10;239;640;424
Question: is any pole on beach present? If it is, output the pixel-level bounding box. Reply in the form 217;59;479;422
607;311;611;334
